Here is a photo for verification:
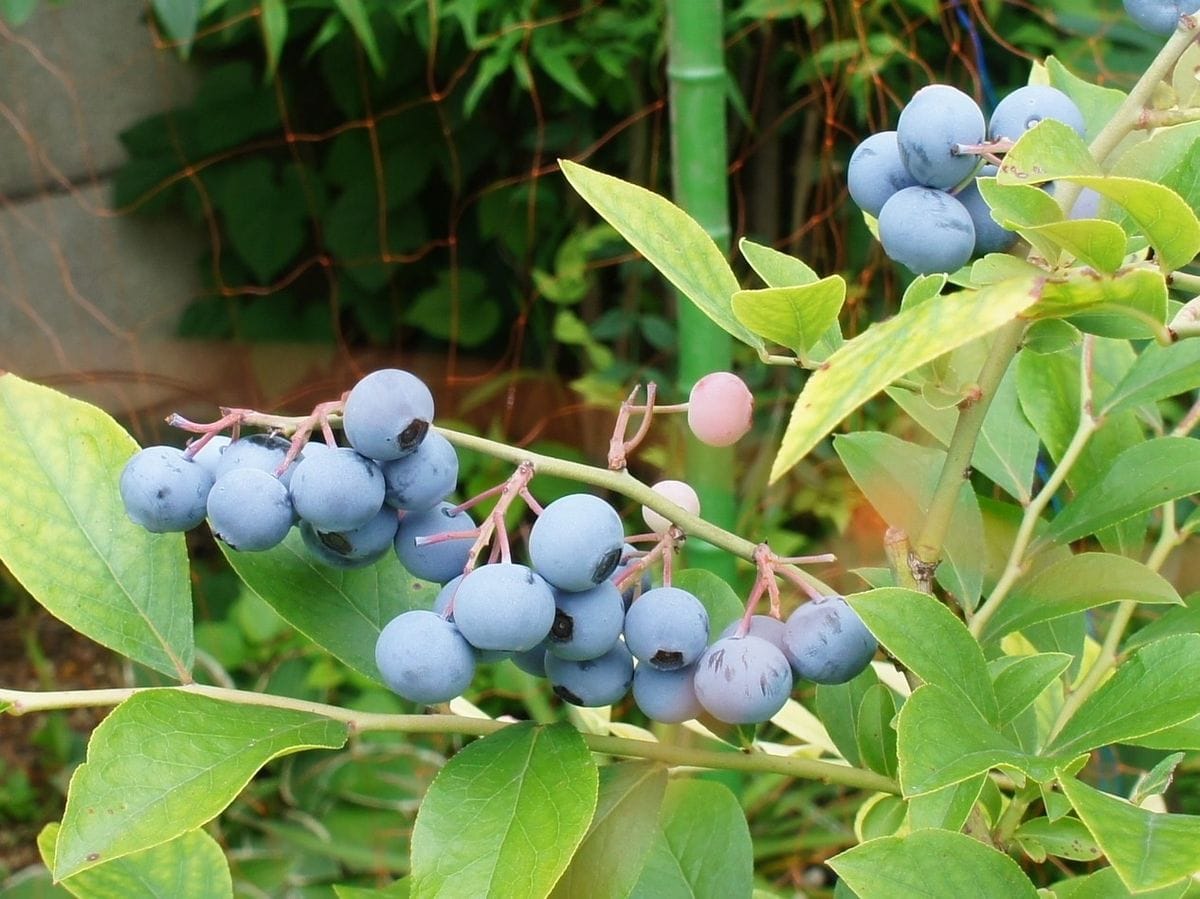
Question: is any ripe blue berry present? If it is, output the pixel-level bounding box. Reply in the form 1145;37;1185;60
783;596;877;685
207;468;293;551
290;447;385;532
546;641;634;707
989;85;1085;142
375;609;476;704
188;435;231;478
1124;0;1185;34
632;664;703;723
299;507;399;568
896;84;985;189
528;493;625;592
623;587;709;671
546;581;626;661
381;430;459;511
512;646;549;678
847;131;919;217
214;433;295;484
343;369;435;461
878;186;975;274
693;635;794;724
719;614;788;651
955;168;1018;256
393;502;476;583
119;445;214;533
450;563;556;652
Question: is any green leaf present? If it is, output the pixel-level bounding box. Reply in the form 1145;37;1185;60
1024;269;1168;340
54;690;347;879
1050;867;1189;899
1102;339;1200;415
1125;593;1200;652
906;775;985;832
220;529;434;681
738;237;818;287
899;273;947;311
771;277;1042;481
815;666;879;767
896;684;1074;796
152;0;202;57
1012;816;1100;862
1045;57;1126;144
39;823;233;899
334;883;410;899
260;0;288;78
627;779;753;899
1047;635;1200;758
410;723;597;898
731;277;845;355
1060;776;1200;892
559;161;758;350
551;762;667;899
836;436;984;607
829;829;1038;899
997;119;1101;184
1046;437;1200;544
672;568;744;639
848;588;996;724
209;159;307;283
1069;176;1200;271
976;179;1062;227
0;0;37;26
1110;121;1200;213
532;43;596;107
332;0;384;75
856;684;898;780
0;374;192;678
979;553;1180;642
1125;715;1200;750
1130;753;1185;806
1023;219;1129;274
990;653;1071;726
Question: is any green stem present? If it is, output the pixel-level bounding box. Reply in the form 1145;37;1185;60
0;683;898;794
911;319;1027;590
993;783;1040;846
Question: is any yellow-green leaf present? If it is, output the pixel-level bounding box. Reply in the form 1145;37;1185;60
731;276;845;355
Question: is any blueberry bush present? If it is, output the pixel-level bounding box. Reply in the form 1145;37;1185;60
4;6;1200;898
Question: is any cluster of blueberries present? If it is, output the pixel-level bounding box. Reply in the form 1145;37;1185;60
848;83;1086;275
119;366;877;725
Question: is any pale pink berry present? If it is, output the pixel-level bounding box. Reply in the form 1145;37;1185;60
642;480;701;534
687;372;754;447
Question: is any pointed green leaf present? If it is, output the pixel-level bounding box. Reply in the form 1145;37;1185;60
1124;593;1200;653
1023;219;1128;274
627;780;752;899
40;822;233;899
220;529;433;681
980;553;1180;641
897;684;1074;796
1024;268;1168;335
332;0;384;75
976;179;1062;228
260;0;288;78
848;588;996;723
731;277;845;355
551;762;667;899
738;237;818;287
990;653;1071;726
829;829;1038;899
856;684;898;780
1130;753;1186;807
836;436;984;607
970;253;1047;286
0;373;193;679
1012;816;1100;862
1111;120;1200;212
152;0;202;57
899;273;947;311
1068;176;1200;271
54;690;347;879
1046;437;1200;544
1103;339;1200;416
1060;776;1200;892
1050;867;1189;899
997;119;1101;184
815;666;879;767
1045;57;1126;144
771;277;1042;481
410;723;597;898
1048;635;1200;757
906;775;985;832
1126;715;1200;750
560;161;759;350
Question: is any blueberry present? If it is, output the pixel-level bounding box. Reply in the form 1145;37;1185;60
375;609;475;704
528;493;625;592
450;563;556;652
299;507;399;568
119;445;214;533
896;84;985;189
290;447;385;533
381;430;459;512
989;85;1085;142
393;502;476;583
546;641;634;707
783;596;877;685
546;581;626;661
848;131;919;217
343;369;435;461
207;468;293;551
878;186;975;274
693;635;794;724
632;664;703;723
623;587;709;671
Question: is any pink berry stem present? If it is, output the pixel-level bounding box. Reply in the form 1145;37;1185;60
607;382;664;470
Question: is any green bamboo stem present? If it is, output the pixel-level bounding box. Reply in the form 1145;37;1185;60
0;684;898;794
667;0;736;581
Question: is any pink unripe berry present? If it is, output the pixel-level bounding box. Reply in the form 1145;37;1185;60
642;480;701;534
687;372;754;447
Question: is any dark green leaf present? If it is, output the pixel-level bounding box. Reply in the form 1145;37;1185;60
1047;635;1200;757
979;553;1180;641
848;588;996;723
551;762;667;899
410;723;597;898
152;0;202;57
1060;776;1200;892
1103;340;1200;416
855;684;898;780
1012;816;1100;862
219;529;434;682
673;568;744;639
1050;867;1189;899
1130;752;1185;806
906;776;985;832
1046;438;1200;544
55;690;347;879
990;653;1071;725
209;159;307;283
1124;593;1200;652
627;779;753;899
772;278;1041;481
829;829;1038;898
40;823;233;898
560;161;758;350
0;374;192;678
260;0;288;78
332;0;384;75
836;436;984;607
814;666;879;767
